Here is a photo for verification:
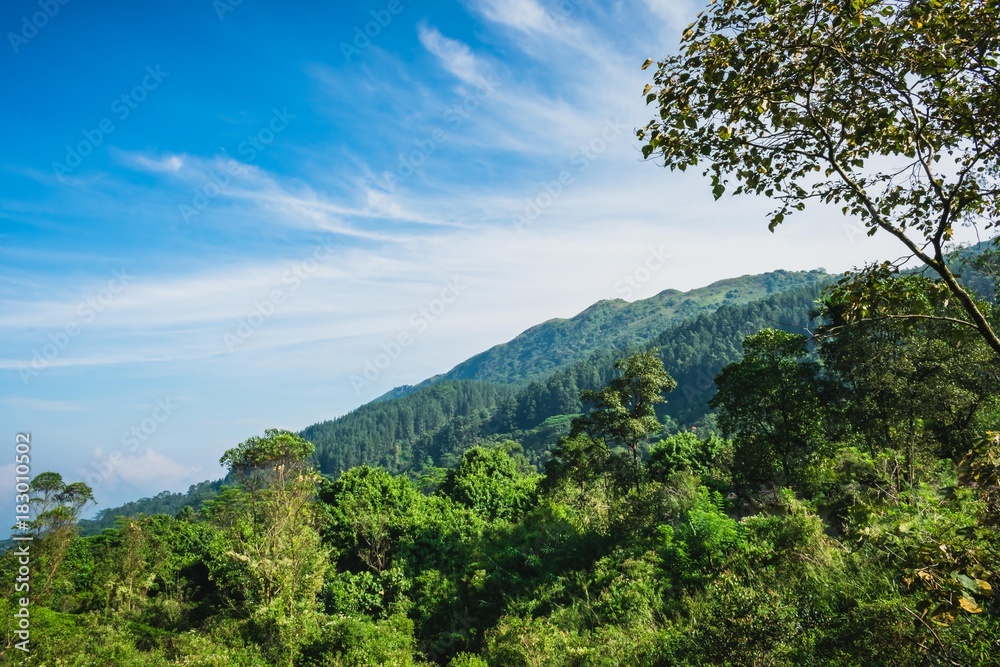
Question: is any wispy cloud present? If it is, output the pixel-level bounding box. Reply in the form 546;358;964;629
81;448;201;491
127;153;186;174
474;0;553;32
640;0;705;31
417;24;486;85
1;397;86;412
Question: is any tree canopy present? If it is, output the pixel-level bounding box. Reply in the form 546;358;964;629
639;0;1000;353
572;350;677;488
4;325;999;664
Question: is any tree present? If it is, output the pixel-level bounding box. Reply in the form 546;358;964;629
28;472;94;600
543;433;610;496
219;427;315;493
818;275;1000;483
710;330;829;491
639;0;1000;354
320;466;420;573
208;429;328;665
572;350;677;490
647;431;732;486
439;443;537;523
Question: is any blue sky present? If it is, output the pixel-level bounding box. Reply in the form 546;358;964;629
0;0;908;514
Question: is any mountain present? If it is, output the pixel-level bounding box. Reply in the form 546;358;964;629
305;278;831;476
80;246;996;526
78;479;226;537
952;240;998;301
385;269;831;397
304;380;515;476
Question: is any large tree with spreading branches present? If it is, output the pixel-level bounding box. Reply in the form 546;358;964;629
639;0;1000;353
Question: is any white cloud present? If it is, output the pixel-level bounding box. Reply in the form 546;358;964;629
417;24;486;85
118;449;200;487
472;0;558;35
125;153;186;174
640;0;704;30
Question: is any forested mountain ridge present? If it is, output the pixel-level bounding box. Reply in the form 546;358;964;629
387;268;831;394
11;247;999;666
304;381;515;477
304;282;829;477
77;479;226;537
13;264;999;666
77;270;830;530
76;246;994;528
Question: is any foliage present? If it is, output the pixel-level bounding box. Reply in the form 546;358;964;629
572;350;677;489
647;431;731;487
542;434;610;497
658;486;739;585
819;275;1000;469
639;0;1000;354
220;429;315;492
79;480;226;536
207;430;329;664
439;444;538;523
305;381;513;477
6;261;1000;665
24;472;95;603
711;329;831;492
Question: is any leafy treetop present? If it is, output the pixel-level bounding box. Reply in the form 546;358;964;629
639;0;1000;353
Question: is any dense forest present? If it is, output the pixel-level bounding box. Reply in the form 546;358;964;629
77;270;830;532
79;275;829;532
307;277;831;477
3;265;999;666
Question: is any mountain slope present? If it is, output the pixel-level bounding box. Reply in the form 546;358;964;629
304;380;514;476
391;269;830;396
305;282;830;476
70;269;831;528
71;245;998;528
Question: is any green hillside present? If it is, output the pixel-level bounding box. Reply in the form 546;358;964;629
305;283;827;477
396;269;830;393
12;268;999;666
82;271;830;527
69;246;994;529
304;381;515;476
